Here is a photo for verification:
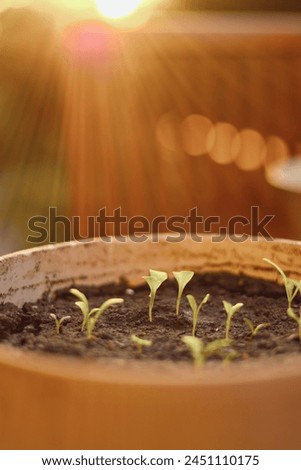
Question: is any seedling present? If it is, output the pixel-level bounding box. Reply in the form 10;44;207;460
287;307;301;341
182;336;232;367
182;336;204;367
142;269;168;322
244;317;270;338
186;293;210;336
49;314;71;334
70;288;124;338
173;271;194;316
204;338;232;356
86;298;124;340
69;288;91;331
263;258;301;308
131;334;152;353
223;300;244;341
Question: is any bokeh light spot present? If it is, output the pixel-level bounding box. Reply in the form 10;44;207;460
265;156;301;193
232;129;266;171
208;122;238;165
181;114;213;156
265;135;289;168
156;111;181;152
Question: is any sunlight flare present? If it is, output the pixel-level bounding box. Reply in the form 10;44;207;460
95;0;146;20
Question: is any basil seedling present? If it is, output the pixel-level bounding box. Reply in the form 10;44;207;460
70;288;124;339
263;258;300;308
49;314;71;334
143;269;168;322
287;307;301;342
244;317;270;338
86;298;124;340
186;293;210;336
173;271;194;316
223;300;244;341
131;334;152;353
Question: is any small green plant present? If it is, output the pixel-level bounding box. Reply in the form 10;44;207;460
131;334;152;353
186;293;210;336
70;288;124;339
182;336;232;367
287;307;301;341
173;271;194;316
70;288;91;331
142;269;168;322
244;317;270;338
263;258;301;308
49;314;71;334
182;336;204;367
86;298;124;340
223;300;244;341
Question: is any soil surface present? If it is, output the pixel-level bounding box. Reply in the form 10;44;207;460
0;273;300;363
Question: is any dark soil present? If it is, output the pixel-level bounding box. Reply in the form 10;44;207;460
0;273;300;363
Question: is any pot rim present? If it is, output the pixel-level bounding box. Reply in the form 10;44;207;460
0;342;301;387
1;235;301;387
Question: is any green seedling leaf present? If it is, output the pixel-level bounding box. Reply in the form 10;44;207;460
286;279;300;305
173;271;194;316
69;288;88;304
262;258;286;281
149;269;168;283
91;298;124;323
287;307;301;341
263;258;300;308
70;288;90;331
204;338;231;355
187;293;210;336
183;336;232;367
253;323;270;336
131;334;152;353
204;338;236;364
244;317;270;338
143;269;168;322
86;298;124;340
182;335;204;367
70;288;124;339
244;317;255;335
223;300;244;341
49;314;71;335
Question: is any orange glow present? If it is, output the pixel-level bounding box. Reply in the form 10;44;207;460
0;1;93;13
59;0;92;10
181;114;213;156
62;21;119;63
232;129;266;171
208;122;238;165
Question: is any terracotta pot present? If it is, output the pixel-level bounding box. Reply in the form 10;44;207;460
0;236;300;450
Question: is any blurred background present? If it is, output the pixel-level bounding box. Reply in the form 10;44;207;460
1;0;301;253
